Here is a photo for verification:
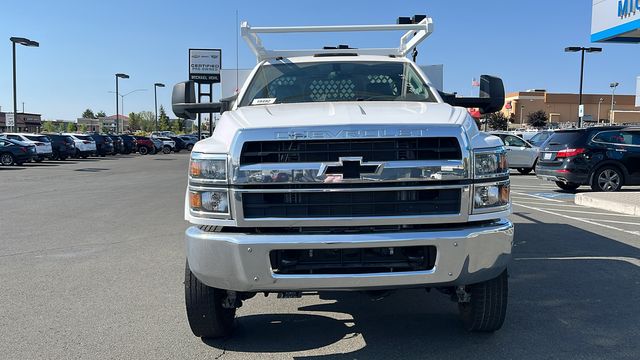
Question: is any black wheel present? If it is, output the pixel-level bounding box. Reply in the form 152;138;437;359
185;261;236;338
162;145;171;154
517;168;532;175
458;270;508;332
555;181;580;192
187;144;194;151
34;157;43;163
0;153;14;166
591;166;624;192
139;146;149;155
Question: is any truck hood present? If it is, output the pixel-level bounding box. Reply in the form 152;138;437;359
192;102;498;153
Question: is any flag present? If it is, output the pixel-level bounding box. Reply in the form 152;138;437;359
471;78;480;87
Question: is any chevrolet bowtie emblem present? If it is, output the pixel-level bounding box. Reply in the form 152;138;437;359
319;157;383;179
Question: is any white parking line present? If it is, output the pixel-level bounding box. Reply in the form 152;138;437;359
527;208;639;217
512;201;583;208
516;256;640;267
513;203;640;237
511;185;557;190
511;191;564;203
583;218;640;226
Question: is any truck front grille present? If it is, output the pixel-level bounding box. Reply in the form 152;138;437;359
240;137;462;165
270;245;437;275
242;189;461;219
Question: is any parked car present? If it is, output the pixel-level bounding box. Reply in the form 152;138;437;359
170;136;186;152
490;132;539;175
151;137;164;154
0;138;36;165
133;136;155;155
63;133;96;158
536;126;640;192
88;134;114;157
154;136;175;154
528;130;554;147
119;135;138;154
0;133;53;162
179;135;197;151
106;135;124;154
44;134;76;160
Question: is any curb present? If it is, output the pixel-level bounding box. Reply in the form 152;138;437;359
574;193;640;216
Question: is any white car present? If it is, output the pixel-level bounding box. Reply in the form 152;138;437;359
153;136;175;154
490;132;539;174
63;133;97;158
0;133;53;162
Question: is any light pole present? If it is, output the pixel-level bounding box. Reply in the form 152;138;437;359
108;89;146;120
565;46;602;128
520;105;525;125
597;97;604;123
115;73;130;133
609;82;619;124
10;37;39;132
154;83;165;132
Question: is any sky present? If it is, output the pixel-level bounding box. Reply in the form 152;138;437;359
0;0;637;120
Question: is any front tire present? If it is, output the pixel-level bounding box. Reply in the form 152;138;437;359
1;153;15;166
185;261;236;338
162;145;171;154
138;146;149;155
556;181;580;192
186;144;194;151
458;270;508;332
591;166;624;192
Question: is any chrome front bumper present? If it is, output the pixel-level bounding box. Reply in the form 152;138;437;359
186;219;513;292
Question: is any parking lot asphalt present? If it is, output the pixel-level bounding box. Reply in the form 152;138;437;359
1;156;639;359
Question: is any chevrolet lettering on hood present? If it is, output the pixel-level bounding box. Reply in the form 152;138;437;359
275;128;430;139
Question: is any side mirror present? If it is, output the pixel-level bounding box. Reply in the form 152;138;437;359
438;74;505;114
172;81;222;119
478;75;505;114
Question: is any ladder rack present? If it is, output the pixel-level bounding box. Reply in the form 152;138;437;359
240;17;434;62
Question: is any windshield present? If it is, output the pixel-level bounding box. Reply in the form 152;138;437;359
26;135;51;142
529;131;552;146
239;61;436;107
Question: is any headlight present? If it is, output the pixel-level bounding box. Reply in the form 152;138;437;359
189;190;230;216
189;154;227;183
474;148;508;179
473;181;510;211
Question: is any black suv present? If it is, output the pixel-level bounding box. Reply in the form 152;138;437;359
536;126;640;192
45;134;76;160
119;135;137;154
88;134;115;157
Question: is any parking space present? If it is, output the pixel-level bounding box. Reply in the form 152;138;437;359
1;158;638;359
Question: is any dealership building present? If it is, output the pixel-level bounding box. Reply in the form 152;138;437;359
0;112;43;133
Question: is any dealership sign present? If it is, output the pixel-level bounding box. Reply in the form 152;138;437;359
592;0;640;42
189;49;221;83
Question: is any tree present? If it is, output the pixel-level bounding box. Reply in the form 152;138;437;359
486;112;509;131
42;121;57;133
66;122;77;132
82;109;95;119
78;123;87;133
158;105;170;131
526;110;549;129
170;118;182;133
96;110;106;118
139;111;155;132
128;112;140;131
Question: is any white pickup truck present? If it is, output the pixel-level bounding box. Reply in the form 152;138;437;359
172;16;513;339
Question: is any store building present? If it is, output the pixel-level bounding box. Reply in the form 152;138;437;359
0;112;43;133
76;115;129;133
502;90;640;128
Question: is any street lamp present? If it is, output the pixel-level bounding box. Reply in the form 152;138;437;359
10;37;39;132
108;89;146;119
520;105;525;125
597;97;604;123
565;46;602;128
154;83;165;133
115;73;130;133
609;82;619;124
